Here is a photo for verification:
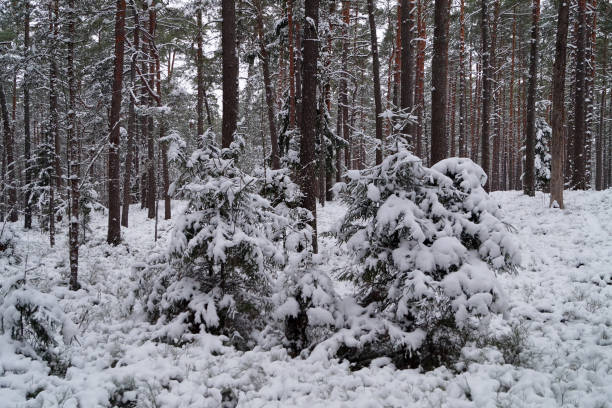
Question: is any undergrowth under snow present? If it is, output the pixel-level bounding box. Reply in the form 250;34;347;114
1;190;612;407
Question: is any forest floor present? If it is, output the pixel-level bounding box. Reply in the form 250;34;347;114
2;190;612;407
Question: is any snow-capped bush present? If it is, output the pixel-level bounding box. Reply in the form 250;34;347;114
148;131;285;347
255;167;312;252
0;223;19;263
333;152;521;369
534;118;552;191
271;252;342;355
0;275;76;373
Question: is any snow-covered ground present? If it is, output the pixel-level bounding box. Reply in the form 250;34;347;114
1;190;612;407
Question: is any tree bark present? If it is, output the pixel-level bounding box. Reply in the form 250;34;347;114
341;0;350;170
108;0;126;245
400;0;414;139
68;0;80;290
256;0;280;170
523;0;539;196
430;0;448;165
596;36;607;190
122;1;139;228
300;0;319;254
222;0;238;148
550;0;569;208
458;0;467;158
24;1;32;229
196;7;205;139
480;0;492;191
0;83;16;222
571;0;587;190
367;0;384;165
288;0;297;129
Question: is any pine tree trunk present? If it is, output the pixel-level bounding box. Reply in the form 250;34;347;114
341;0;350;171
572;0;587;190
68;0;80;290
523;0;539;196
256;0;280;170
550;0;569;208
595;35;606;190
288;0;297;129
509;8;516;190
489;0;500;191
122;1;139;228
0;83;16;222
300;0;319;254
431;0;449;164
196;7;205;139
367;0;384;165
108;0;126;244
400;0;414;139
458;0;467;158
222;0;238;148
146;5;156;219
480;0;492;191
24;1;32;229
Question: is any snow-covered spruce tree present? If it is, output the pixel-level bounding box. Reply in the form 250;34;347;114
534;117;552;191
145;131;285;347
333;152;521;369
0;275;76;374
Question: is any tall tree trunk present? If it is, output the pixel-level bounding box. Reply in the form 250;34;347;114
400;0;414;139
550;0;569;208
24;1;32;229
430;0;448;164
122;1;139;228
146;4;157;219
415;0;425;159
288;0;297;129
222;0;238;148
341;0;350;170
458;0;467;158
523;0;539;196
367;0;384;165
508;8;516;190
300;0;319;254
108;0;126;244
572;0;587;190
480;0;492;191
256;0;280;170
196;7;205;139
596;36;607;190
68;0;80;290
0;83;16;222
489;0;500;191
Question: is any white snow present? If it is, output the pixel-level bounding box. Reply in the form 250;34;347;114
1;189;612;407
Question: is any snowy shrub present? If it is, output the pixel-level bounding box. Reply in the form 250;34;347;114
148;131;285;346
271;252;342;355
0;223;20;264
255;167;312;251
0;275;76;374
534;118;552;191
79;177;105;242
333;151;521;369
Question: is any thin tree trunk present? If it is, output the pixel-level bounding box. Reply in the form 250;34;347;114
300;0;319;254
288;0;297;129
0;83;16;222
431;0;449;164
523;0;539;196
458;0;467;158
68;0;80;290
480;0;492;191
146;4;156;219
572;0;587;190
400;0;414;139
196;7;205;139
108;0;126;244
256;0;280;170
368;0;384;165
24;1;32;229
550;0;569;208
222;0;238;148
509;8;516;190
122;1;139;228
596;36;607;190
341;0;350;170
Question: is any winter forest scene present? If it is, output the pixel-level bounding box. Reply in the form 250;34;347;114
1;0;611;406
